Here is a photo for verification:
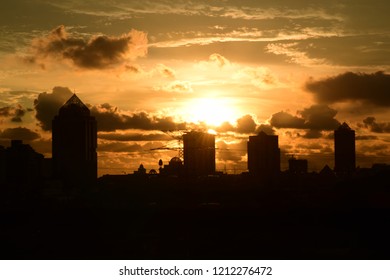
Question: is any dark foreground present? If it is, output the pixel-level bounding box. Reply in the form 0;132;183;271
1;171;390;260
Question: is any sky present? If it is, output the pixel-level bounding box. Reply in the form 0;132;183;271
1;0;390;176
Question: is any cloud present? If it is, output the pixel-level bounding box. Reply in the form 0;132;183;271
359;143;389;156
215;121;235;133
98;140;165;153
34;86;73;131
302;130;323;139
236;114;257;134
266;42;326;66
270;105;340;131
305;71;390;106
0;107;11;117
90;104;187;132
298;104;340;131
216;140;246;163
209;53;230;67
98;132;171;141
256;124;275;135
157;64;176;79
0;104;28;122
356;135;378;140
270;111;305;129
360;116;390;133
0;127;40;141
237;66;280;89
125;64;141;73
158;80;193;93
27;25;148;69
33;86;187;132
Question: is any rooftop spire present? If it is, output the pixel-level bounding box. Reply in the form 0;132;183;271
63;94;88;109
59;94;90;116
337;122;352;130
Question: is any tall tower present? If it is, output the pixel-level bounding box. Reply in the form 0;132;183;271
52;94;97;187
247;131;280;178
183;131;215;177
334;122;355;174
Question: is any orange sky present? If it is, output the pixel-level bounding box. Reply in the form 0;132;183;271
1;0;390;176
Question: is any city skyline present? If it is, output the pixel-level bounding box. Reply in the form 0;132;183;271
1;1;390;175
0;96;362;178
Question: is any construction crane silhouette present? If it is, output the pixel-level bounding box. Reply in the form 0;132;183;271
148;130;186;160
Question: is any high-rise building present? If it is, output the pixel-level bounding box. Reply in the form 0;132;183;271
334;122;355;173
247;131;280;177
52;94;97;187
288;157;308;174
183;131;215;177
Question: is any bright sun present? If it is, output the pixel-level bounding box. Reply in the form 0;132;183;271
183;98;238;127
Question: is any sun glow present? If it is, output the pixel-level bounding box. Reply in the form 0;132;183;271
183;98;238;127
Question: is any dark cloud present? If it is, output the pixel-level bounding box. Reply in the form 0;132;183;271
98;142;143;153
296;143;323;150
215;121;235;133
299;104;340;131
361;116;390;133
0;105;28;123
271;105;339;132
269;105;340;138
28;25;148;69
270;111;305;128
216;140;246;163
11;105;26;122
305;71;390;106
34;86;187;132
302;130;322;139
0;107;11;117
90;104;187;132
34;86;73;131
0;127;40;141
359;143;389;155
256;124;275;135
98;132;171;141
236;114;257;134
98;141;164;153
356;135;378;140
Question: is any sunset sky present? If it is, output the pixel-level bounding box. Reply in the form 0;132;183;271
1;0;390;175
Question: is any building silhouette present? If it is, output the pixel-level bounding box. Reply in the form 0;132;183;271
161;157;184;177
183;131;215;177
0;140;44;184
334;122;355;174
52;94;97;187
288;157;308;174
247;131;280;177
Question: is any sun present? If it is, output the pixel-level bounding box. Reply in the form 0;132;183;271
182;97;238;127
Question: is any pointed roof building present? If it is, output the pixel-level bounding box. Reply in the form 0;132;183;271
52;94;97;188
59;94;90;117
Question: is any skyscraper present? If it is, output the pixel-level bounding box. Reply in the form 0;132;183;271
288;157;308;174
334;122;355;174
247;131;280;178
52;94;97;187
183;131;215;177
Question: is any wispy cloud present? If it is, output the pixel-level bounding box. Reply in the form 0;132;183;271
266;42;327;67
